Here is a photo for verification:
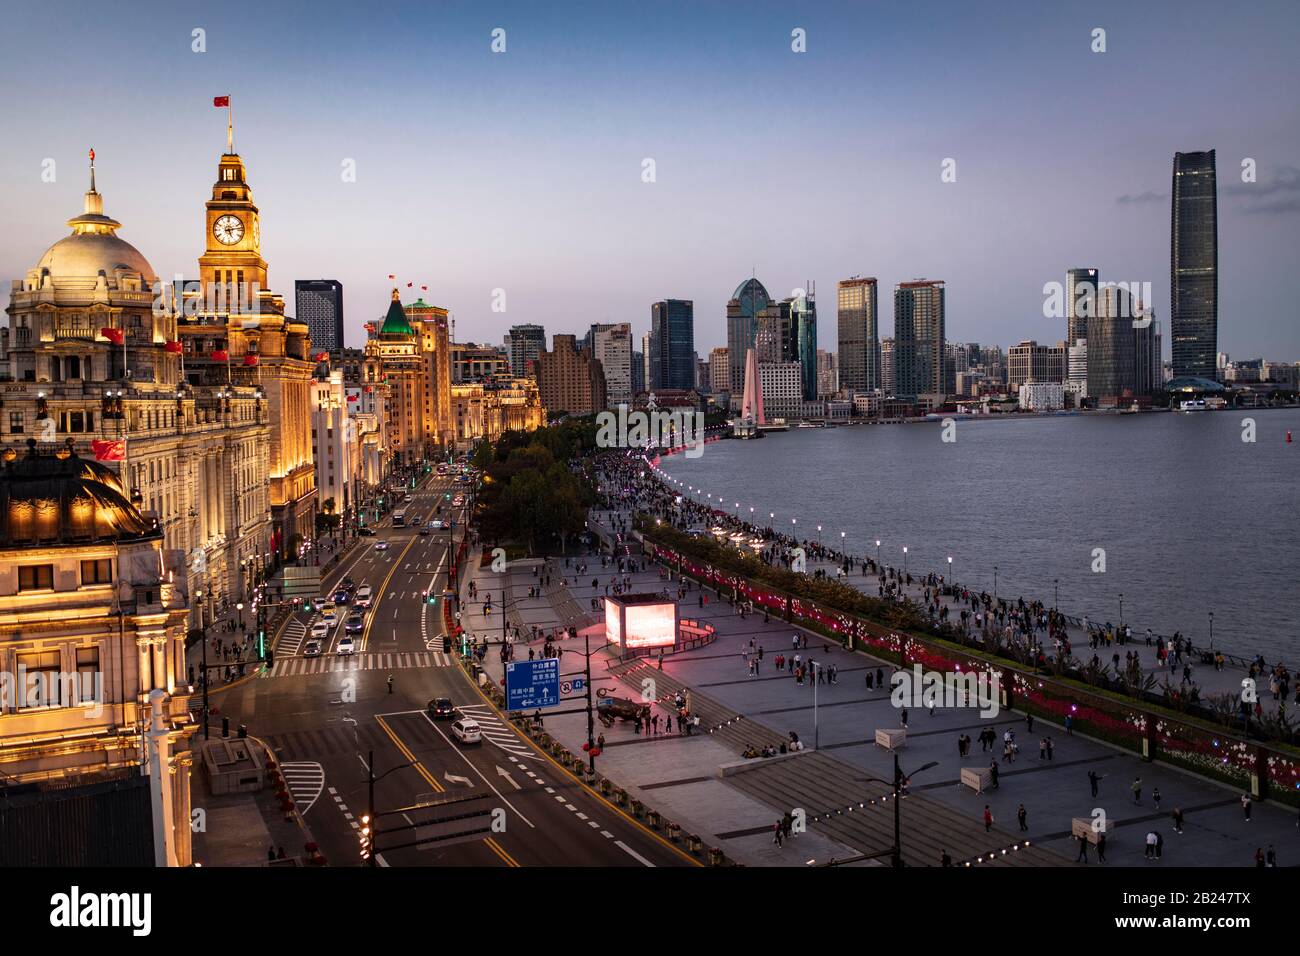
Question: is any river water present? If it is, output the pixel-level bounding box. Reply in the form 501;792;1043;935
656;409;1300;662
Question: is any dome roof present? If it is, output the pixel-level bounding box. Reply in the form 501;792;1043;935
33;155;157;283
730;277;770;313
379;288;414;336
36;232;157;282
0;442;155;546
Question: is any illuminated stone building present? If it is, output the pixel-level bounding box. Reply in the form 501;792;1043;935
176;147;315;562
0;155;271;628
450;378;546;451
0;444;195;866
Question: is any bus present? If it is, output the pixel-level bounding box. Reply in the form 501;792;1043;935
392;509;407;527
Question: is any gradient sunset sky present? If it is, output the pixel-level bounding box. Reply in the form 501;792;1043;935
1;0;1297;358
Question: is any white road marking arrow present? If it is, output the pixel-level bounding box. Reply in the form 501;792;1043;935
444;772;473;787
496;766;521;790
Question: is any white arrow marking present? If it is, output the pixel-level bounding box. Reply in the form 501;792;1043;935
496;766;521;790
445;771;473;787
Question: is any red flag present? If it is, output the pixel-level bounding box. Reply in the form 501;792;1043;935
362;322;376;333
314;351;329;362
213;95;230;108
347;394;358;402
92;439;126;462
421;285;428;291
211;349;229;362
164;340;183;354
387;274;396;280
89;148;95;162
100;327;124;345
242;354;260;367
406;282;413;288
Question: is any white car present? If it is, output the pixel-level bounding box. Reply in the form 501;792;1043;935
354;585;373;608
450;718;482;745
336;635;356;656
404;494;413;502
310;620;330;640
374;540;389;551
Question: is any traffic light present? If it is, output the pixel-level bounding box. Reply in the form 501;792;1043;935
265;647;275;669
425;590;437;605
442;635;452;653
359;815;372;861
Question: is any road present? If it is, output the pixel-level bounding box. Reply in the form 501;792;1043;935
212;470;694;868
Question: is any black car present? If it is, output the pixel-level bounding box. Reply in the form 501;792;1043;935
344;614;365;634
357;527;377;536
332;588;351;605
341;576;355;589
427;697;457;720
419;524;431;536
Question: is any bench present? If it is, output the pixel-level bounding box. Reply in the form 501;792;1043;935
875;728;906;750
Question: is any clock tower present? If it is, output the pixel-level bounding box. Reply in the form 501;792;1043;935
198;152;271;304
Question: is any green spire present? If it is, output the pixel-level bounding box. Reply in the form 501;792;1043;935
379;288;414;336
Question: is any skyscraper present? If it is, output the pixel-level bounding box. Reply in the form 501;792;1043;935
296;279;344;352
535;334;606;416
1171;150;1218;380
789;291;817;401
726;278;770;408
1065;268;1098;381
893;280;946;402
837;277;879;392
507;324;546;377
589;322;633;405
649;299;695;390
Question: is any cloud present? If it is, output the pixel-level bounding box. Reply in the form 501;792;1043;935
1222;164;1300;198
1239;197;1300;215
1116;190;1165;205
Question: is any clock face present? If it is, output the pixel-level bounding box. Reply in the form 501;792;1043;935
213;215;244;245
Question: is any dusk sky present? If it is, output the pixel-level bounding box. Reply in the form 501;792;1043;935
2;0;1297;358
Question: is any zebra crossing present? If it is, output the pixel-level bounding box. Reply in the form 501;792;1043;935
454;703;541;760
270;651;454;678
279;761;325;814
278;618;309;657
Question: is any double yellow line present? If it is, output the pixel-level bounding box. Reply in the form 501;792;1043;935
375;714;518;867
360;533;419;652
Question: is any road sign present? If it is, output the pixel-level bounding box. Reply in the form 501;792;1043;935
561;678;587;695
506;658;560;709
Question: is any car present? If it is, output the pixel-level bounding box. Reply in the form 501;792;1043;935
354;585;373;608
431;519;444;530
303;639;322;658
341;576;355;589
344;614;365;634
357;527;377;536
453;496;465;506
449;718;482;744
426;697;457;720
332;588;351;605
404;494;414;502
336;635;356;656
374;540;389;551
318;602;338;623
310;620;331;640
419;524;431;536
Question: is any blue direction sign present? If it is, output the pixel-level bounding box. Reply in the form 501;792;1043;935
506;658;560;709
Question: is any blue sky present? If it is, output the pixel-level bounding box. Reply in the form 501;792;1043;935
1;0;1297;359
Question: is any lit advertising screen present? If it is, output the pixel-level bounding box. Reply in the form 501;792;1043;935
624;602;676;649
605;600;623;649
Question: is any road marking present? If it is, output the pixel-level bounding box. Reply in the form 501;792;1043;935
616;840;656;866
279;761;325;814
445;771;473;787
417;711;535;829
497;766;521;790
600;830;613;839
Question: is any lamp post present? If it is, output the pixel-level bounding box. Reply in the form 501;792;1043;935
1053;578;1058;613
902;546;908;577
947;555;953;586
891;756;939;868
1208;611;1214;649
876;539;881;569
993;565;999;603
1119;592;1124;629
236;602;244;631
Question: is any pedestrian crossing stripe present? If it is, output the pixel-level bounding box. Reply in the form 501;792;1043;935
279;761;325;814
455;703;541;760
270;651;453;677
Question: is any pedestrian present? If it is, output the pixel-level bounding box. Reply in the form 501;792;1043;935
1026;713;1034;733
1266;845;1277;867
940;849;952;867
1017;804;1028;832
983;805;993;833
1242;793;1252;821
1096;831;1107;863
1131;777;1142;805
1144;831;1157;860
1152;787;1161;810
989;760;999;789
773;820;784;847
900;707;908;728
1039;737;1047;760
1076;834;1089;863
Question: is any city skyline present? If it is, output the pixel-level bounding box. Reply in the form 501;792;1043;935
1;1;1297;361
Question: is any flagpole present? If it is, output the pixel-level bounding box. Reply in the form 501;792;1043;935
227;97;234;154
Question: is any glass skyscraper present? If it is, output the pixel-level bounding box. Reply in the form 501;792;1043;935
295;279;344;352
649;299;695;390
1170;150;1218;380
893;280;946;402
837;277;879;393
726;278;770;407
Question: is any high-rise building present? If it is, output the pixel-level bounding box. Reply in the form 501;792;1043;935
837;277;879;392
1007;340;1066;391
708;346;731;396
758;362;803;420
649;299;695;391
727;279;770;409
631;348;645;395
816;349;838;398
535;334;607;416
1171;150;1218;380
450;342;510;383
406;298;453;448
880;337;896;395
296;279;344;353
589;322;633;405
790;291;818;401
1086;285;1159;406
507;324;546;377
375;290;429;467
1065;268;1098;363
893;280;946;402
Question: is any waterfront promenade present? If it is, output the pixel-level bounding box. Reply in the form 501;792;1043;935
456;508;1297;867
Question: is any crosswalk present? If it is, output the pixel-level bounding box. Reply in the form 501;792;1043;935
279;619;309;657
270;651;454;678
279;761;325;814
454;703;541;760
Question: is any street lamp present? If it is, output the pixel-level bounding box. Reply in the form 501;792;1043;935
1053;578;1059;613
891;756;939;868
1208;611;1214;649
1119;592;1124;629
902;546;908;577
947;555;952;585
236;602;244;631
876;539;881;568
993;565;999;603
